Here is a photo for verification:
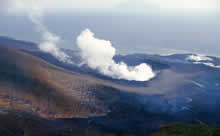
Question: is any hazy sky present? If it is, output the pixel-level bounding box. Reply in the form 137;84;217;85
0;0;220;56
1;0;219;14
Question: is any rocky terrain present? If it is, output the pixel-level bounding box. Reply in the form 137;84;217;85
1;37;220;135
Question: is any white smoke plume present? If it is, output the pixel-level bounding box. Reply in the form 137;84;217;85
6;0;72;63
186;54;213;62
193;62;220;69
77;29;156;81
187;54;220;69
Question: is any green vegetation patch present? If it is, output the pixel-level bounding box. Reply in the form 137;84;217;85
151;123;220;136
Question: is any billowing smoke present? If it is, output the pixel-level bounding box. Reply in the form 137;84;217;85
6;0;72;63
77;29;156;81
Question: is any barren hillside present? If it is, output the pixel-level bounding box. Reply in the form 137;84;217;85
0;45;123;119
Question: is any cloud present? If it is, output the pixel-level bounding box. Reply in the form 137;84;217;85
144;0;218;12
77;29;155;81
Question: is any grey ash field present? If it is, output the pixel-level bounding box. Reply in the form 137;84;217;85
0;36;220;136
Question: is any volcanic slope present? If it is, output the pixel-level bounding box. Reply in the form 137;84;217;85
0;45;124;119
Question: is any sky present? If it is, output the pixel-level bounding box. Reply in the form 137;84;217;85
0;0;220;56
1;0;219;14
